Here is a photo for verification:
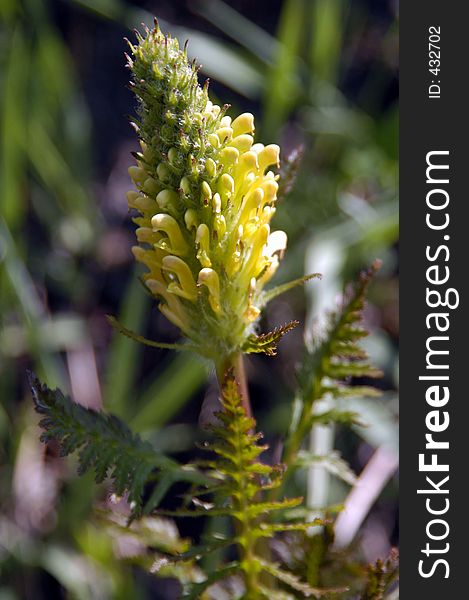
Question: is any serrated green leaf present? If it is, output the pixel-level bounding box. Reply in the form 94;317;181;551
295;450;357;486
106;315;197;352
262;273;322;305
311;409;365;427
243;320;299;356
182;562;240;599
259;559;348;597
28;371;204;519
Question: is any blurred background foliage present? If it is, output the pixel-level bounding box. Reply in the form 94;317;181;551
0;0;398;597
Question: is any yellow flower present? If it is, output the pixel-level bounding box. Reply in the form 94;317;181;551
126;23;288;359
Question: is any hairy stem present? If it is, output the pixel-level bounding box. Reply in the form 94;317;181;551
216;352;252;418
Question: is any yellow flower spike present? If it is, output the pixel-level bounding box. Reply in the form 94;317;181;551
231;112;255;137
127;24;293;357
156;189;179;210
216;127;233;143
128;166;146;185
195;223;211;267
229;134;254;153
198;268;221;314
184;208;198;231
151;214;189;256
258;144;280;172
162;256;198;301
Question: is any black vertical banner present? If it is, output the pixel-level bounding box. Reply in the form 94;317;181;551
401;2;468;597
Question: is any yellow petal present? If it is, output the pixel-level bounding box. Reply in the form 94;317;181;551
198;268;221;313
231;113;255;137
230;134;254;153
195;223;211;267
162;255;198;301
258;144;280;171
152;214;189;256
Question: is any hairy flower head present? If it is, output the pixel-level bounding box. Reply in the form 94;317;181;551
126;23;288;359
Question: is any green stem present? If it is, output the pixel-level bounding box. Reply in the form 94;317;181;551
215;352;252;418
270;377;322;501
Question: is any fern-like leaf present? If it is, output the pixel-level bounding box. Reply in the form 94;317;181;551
106;315;197;352
262;273;322;306
282;260;383;472
259;559;347;598
298;260;382;399
243;320;299;356
361;549;399;600
29;372;205;519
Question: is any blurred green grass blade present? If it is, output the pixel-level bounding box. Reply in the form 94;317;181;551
0;26;29;228
131;353;206;432
26;120;93;219
194;0;278;64
310;0;343;83
103;272;149;418
35;29;93;173
0;218;64;386
263;0;306;135
176;30;263;98
36;31;74;112
0;0;17;19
